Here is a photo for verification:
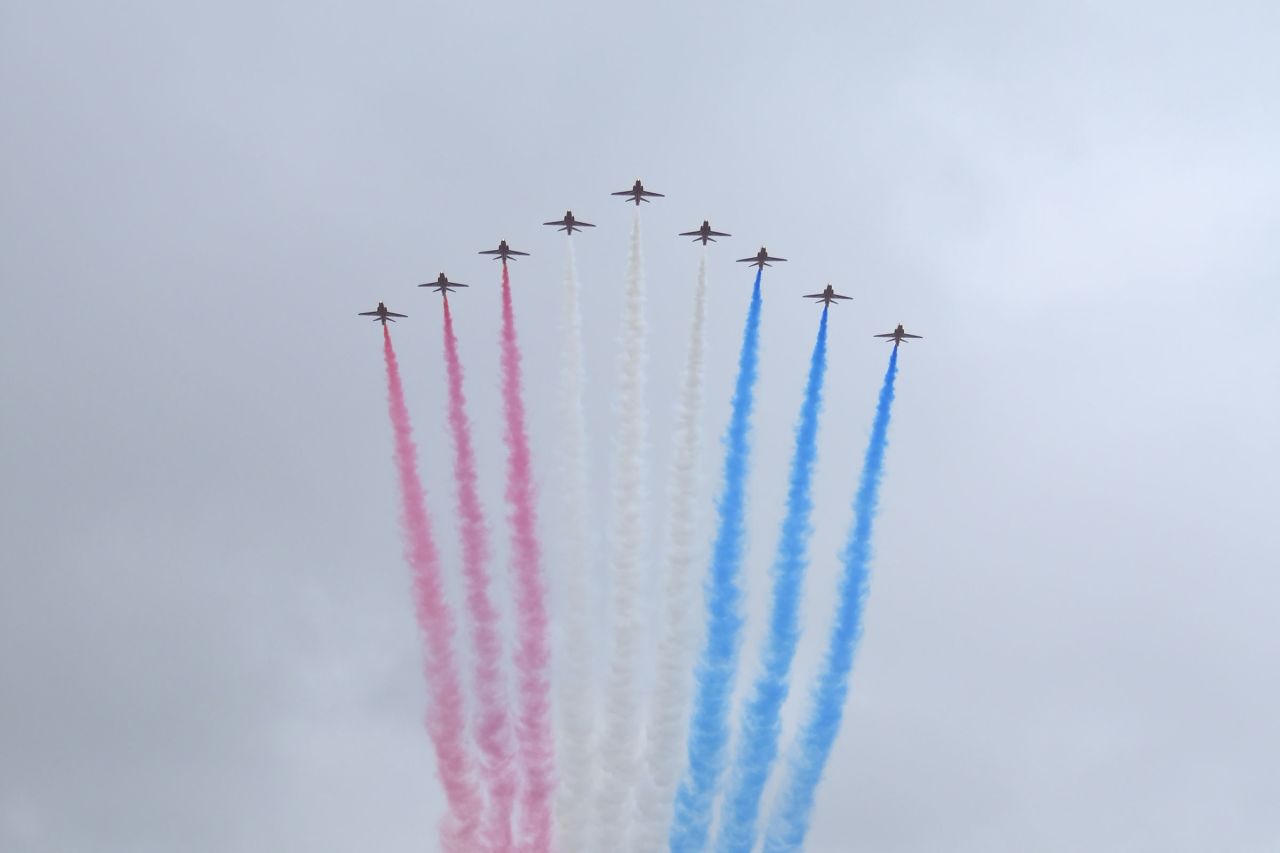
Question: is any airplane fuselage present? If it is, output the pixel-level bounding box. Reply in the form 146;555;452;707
874;324;922;343
612;179;663;205
358;301;407;324
480;239;528;260
804;285;851;306
738;247;785;268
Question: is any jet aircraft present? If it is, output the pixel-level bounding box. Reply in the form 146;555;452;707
478;240;529;261
679;220;732;244
736;247;787;268
358;302;408;325
804;285;853;306
420;273;468;294
611;179;664;205
543;210;595;234
874;324;923;344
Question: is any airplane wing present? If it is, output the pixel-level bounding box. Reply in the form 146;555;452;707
478;249;500;255
576;221;596;228
678;229;701;236
737;256;760;263
508;249;530;256
873;332;895;337
386;311;408;317
642;190;665;198
831;294;852;300
543;219;566;226
708;230;730;237
804;293;828;299
358;311;379;316
766;255;787;262
902;332;922;338
610;189;634;196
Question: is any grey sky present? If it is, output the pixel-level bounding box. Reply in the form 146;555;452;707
2;1;1278;850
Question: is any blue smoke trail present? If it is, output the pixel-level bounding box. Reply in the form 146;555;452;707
714;308;829;853
669;269;763;853
762;345;900;853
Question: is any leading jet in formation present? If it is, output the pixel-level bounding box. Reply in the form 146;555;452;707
358;302;407;325
737;247;787;268
611;179;664;205
874;324;923;344
804;284;853;306
679;220;731;244
420;273;467;294
478;240;529;261
543;210;595;234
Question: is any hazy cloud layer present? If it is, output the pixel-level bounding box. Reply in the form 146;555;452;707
2;1;1278;850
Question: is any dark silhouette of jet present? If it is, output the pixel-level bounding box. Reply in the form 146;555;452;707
611;179;664;205
419;273;468;294
543;210;596;234
804;285;853;306
874;324;923;344
736;247;787;268
358;302;408;325
679;220;731;244
478;240;529;261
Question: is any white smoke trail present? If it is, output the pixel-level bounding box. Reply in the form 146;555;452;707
631;250;709;853
553;238;596;853
590;210;648;851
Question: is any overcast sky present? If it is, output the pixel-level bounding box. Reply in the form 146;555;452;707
2;1;1279;851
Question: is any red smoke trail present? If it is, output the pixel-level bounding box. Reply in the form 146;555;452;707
442;298;517;852
380;325;484;853
498;263;554;853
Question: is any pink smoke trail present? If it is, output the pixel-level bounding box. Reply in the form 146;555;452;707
442;297;516;852
498;263;554;853
380;324;484;853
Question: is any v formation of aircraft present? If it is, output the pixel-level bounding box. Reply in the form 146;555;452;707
358;179;921;344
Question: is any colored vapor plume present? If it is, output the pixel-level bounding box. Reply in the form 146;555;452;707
380;325;484;853
361;187;914;852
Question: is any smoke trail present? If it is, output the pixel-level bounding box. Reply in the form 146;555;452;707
498;264;554;853
631;249;710;853
553;238;596;853
762;346;901;853
592;210;649;851
670;269;764;853
441;298;516;852
715;308;830;853
379;325;484;853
